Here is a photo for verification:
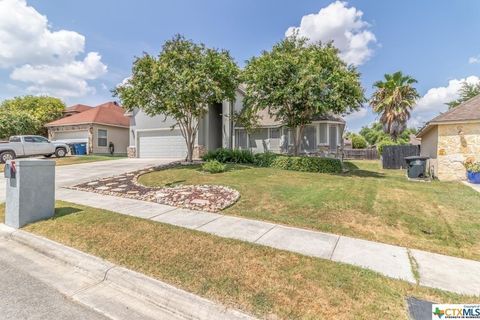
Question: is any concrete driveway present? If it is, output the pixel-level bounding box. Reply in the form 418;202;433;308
0;158;177;202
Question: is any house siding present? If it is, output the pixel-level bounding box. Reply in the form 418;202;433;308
92;124;129;155
436;123;480;181
420;126;438;177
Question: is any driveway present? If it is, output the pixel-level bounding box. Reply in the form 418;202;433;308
0;158;178;202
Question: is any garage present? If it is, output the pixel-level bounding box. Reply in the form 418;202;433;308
51;130;88;140
137;129;187;158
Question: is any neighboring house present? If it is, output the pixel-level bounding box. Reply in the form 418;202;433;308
46;102;129;155
126;87;345;158
62;104;92;117
417;95;480;180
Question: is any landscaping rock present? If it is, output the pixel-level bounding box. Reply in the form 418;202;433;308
69;162;240;213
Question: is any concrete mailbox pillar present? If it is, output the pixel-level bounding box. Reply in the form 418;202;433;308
5;159;55;228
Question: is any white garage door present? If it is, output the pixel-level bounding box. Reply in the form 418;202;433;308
138;129;187;158
53;130;88;140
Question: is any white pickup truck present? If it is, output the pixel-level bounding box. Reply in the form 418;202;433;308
0;135;70;163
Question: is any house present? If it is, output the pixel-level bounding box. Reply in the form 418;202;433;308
416;95;480;180
46;101;129;155
126;88;345;158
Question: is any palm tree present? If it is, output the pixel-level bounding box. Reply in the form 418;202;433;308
370;71;419;141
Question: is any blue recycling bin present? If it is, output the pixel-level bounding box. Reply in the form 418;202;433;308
75;143;87;155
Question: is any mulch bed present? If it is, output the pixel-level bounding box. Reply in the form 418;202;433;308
69;162;240;212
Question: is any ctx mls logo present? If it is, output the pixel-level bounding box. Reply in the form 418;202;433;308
432;304;480;319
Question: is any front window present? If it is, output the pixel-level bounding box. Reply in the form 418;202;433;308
235;129;248;149
98;129;107;147
33;136;49;143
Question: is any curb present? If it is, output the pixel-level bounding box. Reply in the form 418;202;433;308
0;224;256;320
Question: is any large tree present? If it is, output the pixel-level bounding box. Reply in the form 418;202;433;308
115;35;239;162
359;121;417;146
241;35;364;155
446;81;480;109
0;95;65;136
370;71;419;142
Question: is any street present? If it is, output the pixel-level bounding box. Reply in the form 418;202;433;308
0;257;107;320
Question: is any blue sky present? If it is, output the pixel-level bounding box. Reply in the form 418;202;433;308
1;0;479;132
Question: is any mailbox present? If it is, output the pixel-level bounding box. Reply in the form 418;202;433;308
5;159;55;228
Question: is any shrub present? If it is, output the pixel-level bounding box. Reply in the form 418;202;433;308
253;152;278;167
464;160;480;173
202;148;254;164
201;160;227;174
270;156;342;173
376;138;397;154
351;134;368;149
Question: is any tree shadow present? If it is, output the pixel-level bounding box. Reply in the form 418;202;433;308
339;169;386;178
54;207;82;218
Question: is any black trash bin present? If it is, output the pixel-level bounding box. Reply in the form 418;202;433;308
404;156;429;179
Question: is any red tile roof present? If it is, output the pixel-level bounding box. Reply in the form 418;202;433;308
46;102;129;127
64;104;92;113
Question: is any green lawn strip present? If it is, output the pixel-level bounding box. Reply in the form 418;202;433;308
138;161;480;261
0;202;472;319
0;155;125;172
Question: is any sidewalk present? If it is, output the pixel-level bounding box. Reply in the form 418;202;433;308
57;188;480;296
0;224;254;320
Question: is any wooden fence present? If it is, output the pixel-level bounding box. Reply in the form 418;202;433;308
343;148;379;160
382;145;420;169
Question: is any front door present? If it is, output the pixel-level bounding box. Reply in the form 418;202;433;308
329;125;338;152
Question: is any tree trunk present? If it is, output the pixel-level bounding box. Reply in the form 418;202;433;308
292;125;305;156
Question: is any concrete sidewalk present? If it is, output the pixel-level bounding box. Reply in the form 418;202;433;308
0;224;254;320
57;188;480;296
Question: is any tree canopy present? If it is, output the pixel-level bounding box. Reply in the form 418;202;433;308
370;71;419;142
114;34;240;162
446;81;480;109
359;121;417;146
0;95;65;138
241;35;365;155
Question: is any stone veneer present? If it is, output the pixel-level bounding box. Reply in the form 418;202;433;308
127;146;136;158
437;123;480;181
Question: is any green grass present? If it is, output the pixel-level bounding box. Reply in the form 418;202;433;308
138;160;480;261
0;202;473;319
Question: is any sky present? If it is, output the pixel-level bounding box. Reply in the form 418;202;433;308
0;0;479;132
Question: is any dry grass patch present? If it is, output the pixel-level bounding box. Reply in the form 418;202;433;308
138;161;480;260
0;202;473;319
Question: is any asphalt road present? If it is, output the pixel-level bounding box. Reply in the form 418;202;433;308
0;254;108;320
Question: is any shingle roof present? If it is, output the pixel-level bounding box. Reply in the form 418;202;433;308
64;104;92;113
429;94;480;123
417;94;480;137
46;102;129;127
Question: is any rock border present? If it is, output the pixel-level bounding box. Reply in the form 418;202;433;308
69;162;240;212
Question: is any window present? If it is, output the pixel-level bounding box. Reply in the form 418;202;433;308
33;136;49;143
23;136;35;143
98;129;108;147
318;123;328;144
235;129;248;149
302;125;316;152
269;128;281;139
9;136;21;143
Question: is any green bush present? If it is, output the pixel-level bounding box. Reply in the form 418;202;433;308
201;160;227;174
270;156;342;173
253;152;278;167
202;148;254;164
351;134;368;149
376;139;397;154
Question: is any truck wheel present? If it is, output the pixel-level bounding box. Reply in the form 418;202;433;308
0;151;15;163
55;148;67;158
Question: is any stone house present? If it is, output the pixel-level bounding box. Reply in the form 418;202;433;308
416;95;480;180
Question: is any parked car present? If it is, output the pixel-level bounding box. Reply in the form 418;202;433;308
0;135;70;163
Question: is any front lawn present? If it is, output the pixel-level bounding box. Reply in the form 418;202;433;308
138;161;480;260
0;202;471;319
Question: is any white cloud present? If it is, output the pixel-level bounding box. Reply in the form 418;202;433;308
285;1;376;66
0;0;107;98
344;107;368;121
410;76;480;127
469;55;480;64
